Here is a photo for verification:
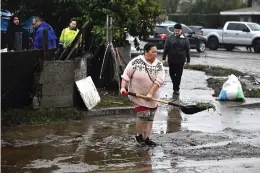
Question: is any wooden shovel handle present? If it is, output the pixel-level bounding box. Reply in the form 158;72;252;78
123;91;170;105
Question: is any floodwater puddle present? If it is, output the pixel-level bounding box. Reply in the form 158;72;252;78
2;69;260;173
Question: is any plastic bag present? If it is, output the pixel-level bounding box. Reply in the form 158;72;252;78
219;74;245;101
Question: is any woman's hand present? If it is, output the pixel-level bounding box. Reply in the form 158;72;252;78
146;93;153;100
120;88;126;95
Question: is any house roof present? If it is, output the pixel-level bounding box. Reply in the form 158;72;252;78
220;6;260;15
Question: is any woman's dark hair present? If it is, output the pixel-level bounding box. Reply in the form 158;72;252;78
143;42;157;53
7;15;21;33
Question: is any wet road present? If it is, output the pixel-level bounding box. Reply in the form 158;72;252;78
189;49;260;78
2;60;260;173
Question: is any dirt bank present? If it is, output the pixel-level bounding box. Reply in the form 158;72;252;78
1;108;83;127
96;88;132;108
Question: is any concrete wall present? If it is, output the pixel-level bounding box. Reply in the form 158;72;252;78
39;60;75;108
39;57;88;108
74;56;88;81
73;56;89;109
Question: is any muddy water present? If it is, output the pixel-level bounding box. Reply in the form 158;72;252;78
2;69;260;173
1;113;182;173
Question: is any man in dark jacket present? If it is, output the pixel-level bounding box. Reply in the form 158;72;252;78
6;15;29;51
32;16;57;49
162;23;190;95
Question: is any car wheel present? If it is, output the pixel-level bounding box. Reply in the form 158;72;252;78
207;37;219;50
224;45;235;51
253;40;260;53
196;41;206;52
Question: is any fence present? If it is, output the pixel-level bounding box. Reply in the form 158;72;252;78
168;14;240;28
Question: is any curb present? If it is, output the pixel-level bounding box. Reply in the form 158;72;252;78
83;106;135;116
230;102;260;108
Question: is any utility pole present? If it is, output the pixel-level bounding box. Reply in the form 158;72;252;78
106;15;113;43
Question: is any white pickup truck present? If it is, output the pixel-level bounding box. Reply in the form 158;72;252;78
202;21;260;53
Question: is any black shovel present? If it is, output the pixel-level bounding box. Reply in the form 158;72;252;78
123;91;213;115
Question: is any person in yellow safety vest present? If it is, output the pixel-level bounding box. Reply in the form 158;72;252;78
59;20;79;48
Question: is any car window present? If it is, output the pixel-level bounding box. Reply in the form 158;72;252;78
169;26;175;32
182;26;192;34
189;27;200;32
226;23;238;30
247;23;260;31
154;26;167;33
237;24;249;31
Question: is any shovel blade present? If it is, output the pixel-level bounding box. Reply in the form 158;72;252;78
180;105;209;115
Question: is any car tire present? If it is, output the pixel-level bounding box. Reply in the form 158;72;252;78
253;40;260;53
207;37;219;50
224;45;235;51
196;41;206;52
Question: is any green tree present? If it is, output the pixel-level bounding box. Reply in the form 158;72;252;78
2;0;165;46
77;0;165;45
156;0;181;13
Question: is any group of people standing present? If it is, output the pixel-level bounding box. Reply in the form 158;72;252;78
121;23;190;146
6;15;79;52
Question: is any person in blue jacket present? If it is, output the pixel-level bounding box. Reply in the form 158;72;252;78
32;16;57;49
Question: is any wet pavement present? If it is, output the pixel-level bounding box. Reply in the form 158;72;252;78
156;47;260;78
2;49;260;173
189;49;260;78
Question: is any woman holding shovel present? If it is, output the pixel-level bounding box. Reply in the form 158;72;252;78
120;43;166;146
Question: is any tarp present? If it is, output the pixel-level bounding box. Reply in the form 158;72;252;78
1;10;12;32
0;10;12;19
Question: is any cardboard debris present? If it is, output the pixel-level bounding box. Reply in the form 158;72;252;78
75;76;101;110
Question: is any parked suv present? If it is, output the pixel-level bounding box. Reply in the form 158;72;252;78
144;23;206;52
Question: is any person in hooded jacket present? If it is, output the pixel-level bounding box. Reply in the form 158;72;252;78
32;16;57;49
162;23;190;95
6;15;29;51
